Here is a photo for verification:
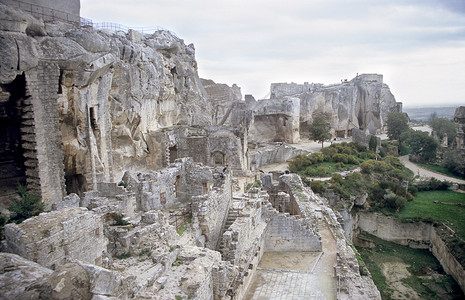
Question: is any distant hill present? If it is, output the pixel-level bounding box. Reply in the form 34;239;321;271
403;106;457;122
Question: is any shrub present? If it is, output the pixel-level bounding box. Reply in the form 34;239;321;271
310;152;324;163
289;154;313;173
9;183;44;224
310;180;325;194
335;162;344;170
331;173;344;185
317;166;329;177
347;155;359;165
111;213;130;226
361;160;376;174
332;153;349;164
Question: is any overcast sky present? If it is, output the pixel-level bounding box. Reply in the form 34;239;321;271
80;0;465;107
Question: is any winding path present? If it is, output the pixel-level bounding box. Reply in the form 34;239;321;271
399;155;465;185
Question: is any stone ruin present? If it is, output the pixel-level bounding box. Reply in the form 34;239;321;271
0;2;384;299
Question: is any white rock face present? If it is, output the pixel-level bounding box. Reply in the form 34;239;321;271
0;253;53;299
271;74;399;135
0;3;213;193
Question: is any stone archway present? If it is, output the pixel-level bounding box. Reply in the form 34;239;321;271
212;151;225;166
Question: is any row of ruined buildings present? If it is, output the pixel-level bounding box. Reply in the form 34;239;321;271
0;1;415;299
0;0;402;210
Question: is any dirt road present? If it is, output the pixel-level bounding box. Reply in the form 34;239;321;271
399;155;465;185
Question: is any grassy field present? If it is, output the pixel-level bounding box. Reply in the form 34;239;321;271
416;163;465;180
357;234;464;300
395;190;465;240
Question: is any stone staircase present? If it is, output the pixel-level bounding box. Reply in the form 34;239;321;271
218;207;243;254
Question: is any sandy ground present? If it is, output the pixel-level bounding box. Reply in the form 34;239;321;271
258;251;320;272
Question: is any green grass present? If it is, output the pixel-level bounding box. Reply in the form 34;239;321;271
301;162;358;177
416;163;465;180
357;233;464;300
396;190;465;240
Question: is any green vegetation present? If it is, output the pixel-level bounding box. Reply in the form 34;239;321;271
118;180;128;188
400;129;438;162
442;149;465;178
308;115;331;149
357;233;464;300
430;118;456;146
386;112;409;153
177;225;187;236
415;162;465;180
111;212;131;226
289;142;369;177
8;183;44;224
246;180;262;191
116;252;131;259
396;190;465;240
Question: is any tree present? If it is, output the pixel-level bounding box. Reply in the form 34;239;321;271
386;112;409;153
9;183;44;224
309;115;331;149
430;118;456;146
400;129;438;162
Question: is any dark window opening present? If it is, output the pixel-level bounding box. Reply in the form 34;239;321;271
169;146;178;164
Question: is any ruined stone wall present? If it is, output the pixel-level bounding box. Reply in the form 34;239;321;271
191;170;232;250
355;212;465;293
220;199;267;300
355;212;432;248
124;158;217;211
248;97;300;144
200;78;242;126
0;4;213;204
249;143;308;171
271;74;397;135
26;61;67;209
263;202;321;251
431;225;465;293
4;207;106;270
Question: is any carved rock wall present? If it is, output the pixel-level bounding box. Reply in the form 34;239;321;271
271;74;398;136
0;4;213;205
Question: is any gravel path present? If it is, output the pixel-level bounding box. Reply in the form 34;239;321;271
399;155;465;185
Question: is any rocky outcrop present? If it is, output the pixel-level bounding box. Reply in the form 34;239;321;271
0;252;52;299
271;74;400;137
0;3;213;205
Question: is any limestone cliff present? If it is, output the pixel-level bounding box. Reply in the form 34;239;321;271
271;74;400;137
0;3;212;203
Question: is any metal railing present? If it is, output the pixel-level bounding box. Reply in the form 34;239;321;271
1;0;177;36
1;0;80;25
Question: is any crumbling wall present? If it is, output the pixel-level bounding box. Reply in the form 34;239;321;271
0;4;213;204
248;97;300;144
272;74;398;135
191;170;232;250
249;143;308;171
263;202;321;252
355;212;432;248
122;158;217;211
4;207;106;270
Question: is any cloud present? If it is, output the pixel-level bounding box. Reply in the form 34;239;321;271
81;0;465;105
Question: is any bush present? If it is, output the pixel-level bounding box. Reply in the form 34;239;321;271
317;166;329;177
331;173;344;185
310;180;325;194
347;155;359;165
111;213;130;226
335;162;344;170
332;153;349;164
414;178;451;191
9;183;44;224
310;152;324;163
289;154;313;173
